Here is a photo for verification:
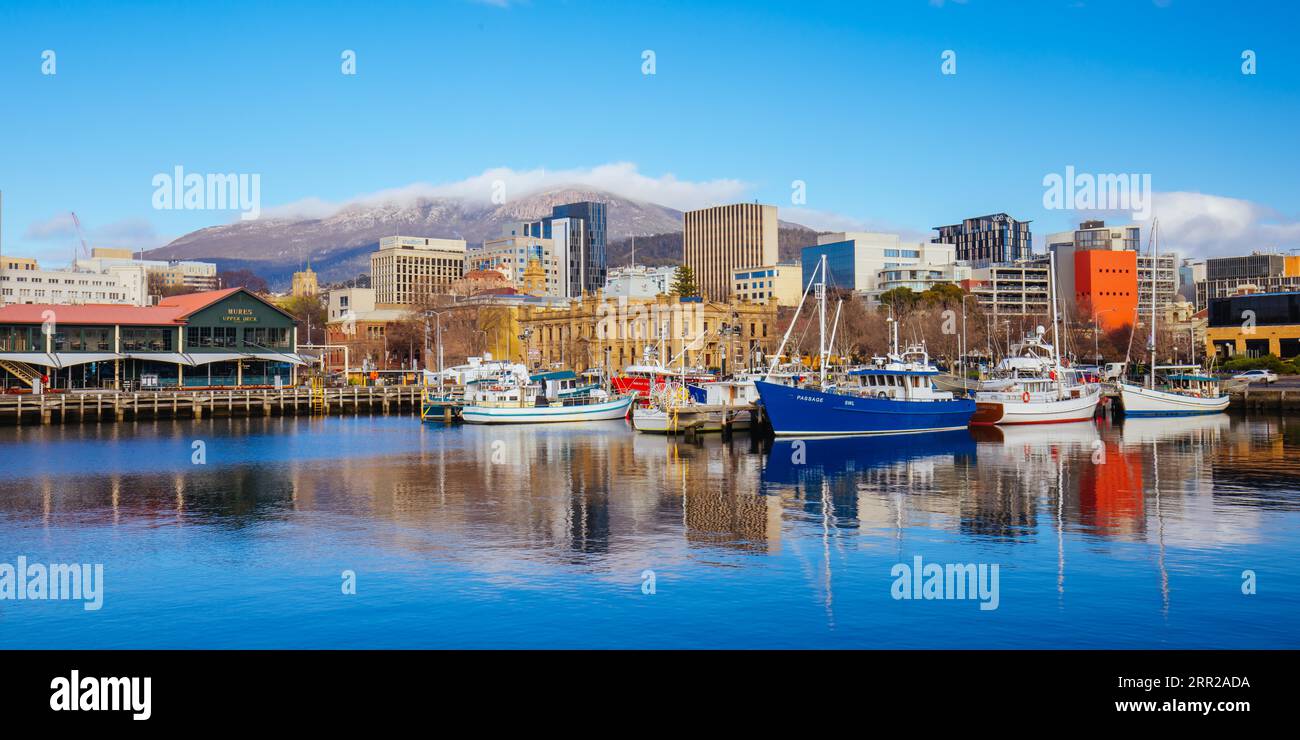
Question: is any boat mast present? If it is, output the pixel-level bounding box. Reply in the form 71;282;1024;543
767;255;821;381
818;253;828;387
1048;249;1063;397
1148;220;1158;390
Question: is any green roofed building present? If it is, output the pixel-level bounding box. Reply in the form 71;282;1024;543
0;287;306;391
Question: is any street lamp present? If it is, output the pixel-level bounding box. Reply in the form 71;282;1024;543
423;309;451;390
960;293;979;380
1092;307;1116;365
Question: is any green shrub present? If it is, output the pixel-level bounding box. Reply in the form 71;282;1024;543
1221;354;1298;374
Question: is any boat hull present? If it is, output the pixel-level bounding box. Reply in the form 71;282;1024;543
1118;383;1230;417
755;381;975;437
462;396;633;424
970;386;1101;426
632;406;752;433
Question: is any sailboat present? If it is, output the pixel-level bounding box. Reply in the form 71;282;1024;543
970;250;1101;425
754;255;976;436
1118;220;1229;417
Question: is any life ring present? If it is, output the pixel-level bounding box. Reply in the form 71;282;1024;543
1021;391;1031;403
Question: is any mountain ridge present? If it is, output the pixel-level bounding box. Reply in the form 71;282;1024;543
146;187;818;288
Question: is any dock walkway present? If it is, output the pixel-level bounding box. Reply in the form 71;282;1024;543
0;386;422;426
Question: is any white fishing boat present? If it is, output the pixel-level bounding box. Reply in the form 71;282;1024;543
631;379;754;433
971;251;1100;426
1117;220;1230;417
461;368;634;424
1119;370;1229;416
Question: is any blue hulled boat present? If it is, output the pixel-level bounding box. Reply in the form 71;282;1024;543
754;253;975;437
756;363;975;437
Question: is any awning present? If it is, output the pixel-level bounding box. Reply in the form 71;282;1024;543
0;352;58;367
50;352;124;368
0;352;124;368
247;352;309;366
183;353;248;366
125;352;196;366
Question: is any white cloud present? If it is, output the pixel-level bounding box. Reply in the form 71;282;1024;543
1069;191;1300;258
261;163;751;221
781;207;933;242
24;213;77;240
23;213;169;256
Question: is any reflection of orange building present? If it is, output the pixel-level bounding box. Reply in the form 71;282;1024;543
1075;250;1138;330
1077;441;1144;535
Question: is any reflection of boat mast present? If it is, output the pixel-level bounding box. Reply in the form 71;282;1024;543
821;476;835;625
1155;436;1170;616
1057;443;1066;596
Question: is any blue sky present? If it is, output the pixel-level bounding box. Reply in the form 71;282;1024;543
1;0;1298;264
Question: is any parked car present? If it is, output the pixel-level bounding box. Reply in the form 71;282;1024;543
1233;369;1279;384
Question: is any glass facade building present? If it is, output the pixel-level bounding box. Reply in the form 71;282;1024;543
800;240;859;291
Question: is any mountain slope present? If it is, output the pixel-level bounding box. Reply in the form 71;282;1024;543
147;187;816;288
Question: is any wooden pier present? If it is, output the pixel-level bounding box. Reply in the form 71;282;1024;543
1228;386;1300;413
0;386;423;426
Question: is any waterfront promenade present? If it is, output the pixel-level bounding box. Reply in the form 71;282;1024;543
0;385;421;425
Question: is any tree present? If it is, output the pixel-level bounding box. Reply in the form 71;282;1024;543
280;294;327;345
920;283;964;307
669;265;699;298
217;268;270;294
877;287;919;315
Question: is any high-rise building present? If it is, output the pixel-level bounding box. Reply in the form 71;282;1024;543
1195;252;1300;309
932;213;1033;266
469;230;562;296
370;236;467;307
969;260;1052;318
1046;221;1175;321
799;232;956;302
493;204;607;299
683;203;778;300
550;202;607;297
1072;249;1138;331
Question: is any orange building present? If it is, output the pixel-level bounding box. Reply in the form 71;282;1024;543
1074;249;1138;330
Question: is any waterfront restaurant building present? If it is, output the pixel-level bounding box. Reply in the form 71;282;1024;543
0;288;304;391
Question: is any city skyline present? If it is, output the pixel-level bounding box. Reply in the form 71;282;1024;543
1;0;1298;265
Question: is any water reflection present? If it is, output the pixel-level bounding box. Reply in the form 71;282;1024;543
0;412;1297;648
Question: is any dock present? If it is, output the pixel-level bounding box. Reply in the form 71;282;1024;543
1228;386;1300;412
0;385;423;426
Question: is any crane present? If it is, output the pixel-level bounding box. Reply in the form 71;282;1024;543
70;211;90;265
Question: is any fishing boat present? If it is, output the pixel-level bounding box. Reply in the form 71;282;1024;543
969;331;1101;425
1119;369;1229;416
1118;220;1229;417
970;251;1100;426
631;378;755;433
461;367;634;424
754;255;976;437
612;335;714;405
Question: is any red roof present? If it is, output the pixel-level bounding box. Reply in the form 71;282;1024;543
0;287;248;326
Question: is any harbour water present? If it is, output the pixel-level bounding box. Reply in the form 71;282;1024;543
1;414;1297;649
